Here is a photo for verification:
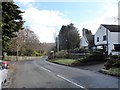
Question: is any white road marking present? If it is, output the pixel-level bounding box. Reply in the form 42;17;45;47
40;66;51;72
34;61;88;90
57;75;88;90
33;62;51;72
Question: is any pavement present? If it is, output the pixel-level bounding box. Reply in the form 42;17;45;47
8;56;120;89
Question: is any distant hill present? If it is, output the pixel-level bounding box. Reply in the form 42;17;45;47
40;43;55;53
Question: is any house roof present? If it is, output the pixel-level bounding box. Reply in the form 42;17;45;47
101;24;120;32
86;35;94;46
82;28;94;46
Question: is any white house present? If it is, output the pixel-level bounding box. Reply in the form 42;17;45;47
94;24;120;55
80;28;94;49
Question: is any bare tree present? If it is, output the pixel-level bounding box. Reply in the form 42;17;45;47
8;30;26;52
8;27;41;56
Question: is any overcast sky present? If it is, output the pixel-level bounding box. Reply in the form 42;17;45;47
14;0;119;43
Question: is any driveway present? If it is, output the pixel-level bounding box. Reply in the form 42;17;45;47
76;63;105;72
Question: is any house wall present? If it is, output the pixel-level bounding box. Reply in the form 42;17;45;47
95;24;120;55
108;32;120;54
112;51;120;55
80;36;88;48
94;25;107;46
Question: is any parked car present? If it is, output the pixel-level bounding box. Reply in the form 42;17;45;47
0;61;8;89
2;61;8;69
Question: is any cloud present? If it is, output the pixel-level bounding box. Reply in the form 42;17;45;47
22;7;71;43
14;0;35;3
77;0;118;35
14;0;35;8
13;0;119;3
23;8;71;26
17;0;118;42
30;25;56;43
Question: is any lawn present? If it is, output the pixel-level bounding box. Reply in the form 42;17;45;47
50;59;77;66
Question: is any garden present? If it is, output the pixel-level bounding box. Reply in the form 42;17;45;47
48;49;120;77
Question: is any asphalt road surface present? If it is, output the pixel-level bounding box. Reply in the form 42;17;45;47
10;56;120;89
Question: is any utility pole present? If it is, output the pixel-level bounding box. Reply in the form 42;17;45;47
57;36;59;52
16;32;18;61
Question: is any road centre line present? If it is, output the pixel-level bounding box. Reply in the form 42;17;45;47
40;66;51;72
34;61;88;90
34;62;51;72
57;75;88;90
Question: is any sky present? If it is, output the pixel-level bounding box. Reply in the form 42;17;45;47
14;0;119;43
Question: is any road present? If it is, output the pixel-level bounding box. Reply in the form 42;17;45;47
10;56;119;89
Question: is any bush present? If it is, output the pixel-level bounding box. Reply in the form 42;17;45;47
110;55;119;59
108;68;120;76
104;55;120;69
53;50;84;59
67;48;86;53
104;59;116;69
48;53;53;59
55;50;68;58
85;51;105;62
118;56;120;60
64;53;83;59
76;51;106;65
77;57;86;63
32;51;40;56
112;60;120;68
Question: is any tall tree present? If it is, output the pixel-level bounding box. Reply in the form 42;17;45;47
24;28;40;54
0;2;2;57
58;23;80;50
2;2;24;52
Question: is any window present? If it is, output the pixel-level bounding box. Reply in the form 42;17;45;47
103;35;106;41
97;37;99;42
114;44;120;51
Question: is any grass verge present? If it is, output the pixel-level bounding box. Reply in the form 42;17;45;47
4;56;43;61
100;68;120;77
107;68;120;77
48;59;77;66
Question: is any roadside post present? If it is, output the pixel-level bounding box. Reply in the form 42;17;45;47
50;51;54;58
3;52;7;60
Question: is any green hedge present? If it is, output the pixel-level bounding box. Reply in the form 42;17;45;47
55;50;68;58
77;51;105;63
104;60;120;69
104;55;120;69
48;50;84;59
110;55;120;60
108;68;120;77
